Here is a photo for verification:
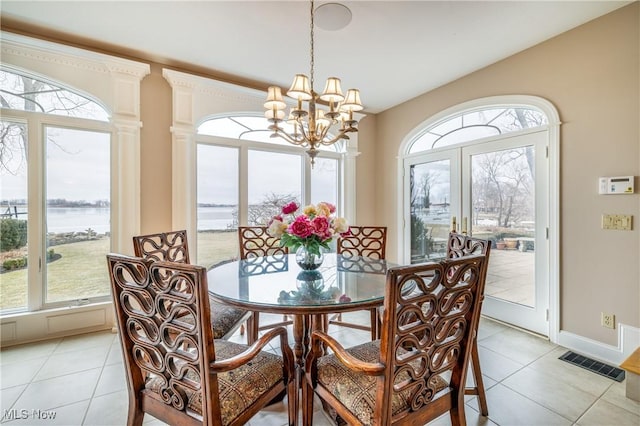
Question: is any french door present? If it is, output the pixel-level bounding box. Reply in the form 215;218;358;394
405;130;549;335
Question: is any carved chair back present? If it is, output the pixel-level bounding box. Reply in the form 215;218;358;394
132;229;190;264
446;231;492;265
107;254;216;425
109;254;296;425
337;226;387;259
376;254;487;424
238;226;288;259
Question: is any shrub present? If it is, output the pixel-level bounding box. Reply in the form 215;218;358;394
0;219;28;252
2;257;27;271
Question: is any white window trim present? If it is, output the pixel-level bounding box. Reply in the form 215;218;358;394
396;95;561;344
0;32;149;345
162;69;363;258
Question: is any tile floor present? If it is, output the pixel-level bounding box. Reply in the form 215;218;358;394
1;314;638;426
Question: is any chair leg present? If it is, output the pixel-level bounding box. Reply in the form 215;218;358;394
287;379;298;426
127;400;144;426
302;377;315;426
240;323;245;335
469;341;489;416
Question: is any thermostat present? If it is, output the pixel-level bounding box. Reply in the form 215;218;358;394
598;176;635;195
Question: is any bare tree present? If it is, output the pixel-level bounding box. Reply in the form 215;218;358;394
1;70;102;175
231;193;299;227
474;148;533;227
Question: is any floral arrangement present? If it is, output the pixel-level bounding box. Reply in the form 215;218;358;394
267;201;350;256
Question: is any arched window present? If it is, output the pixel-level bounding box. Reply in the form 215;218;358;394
0;33;148;346
408;106;547;153
195;114;343;269
199;114;342;151
1;67;112;313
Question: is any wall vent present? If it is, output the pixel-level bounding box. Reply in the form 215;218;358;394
559;351;625;382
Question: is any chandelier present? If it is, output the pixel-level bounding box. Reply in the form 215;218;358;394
264;0;363;166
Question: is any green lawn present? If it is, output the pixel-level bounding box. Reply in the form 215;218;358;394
0;231;239;310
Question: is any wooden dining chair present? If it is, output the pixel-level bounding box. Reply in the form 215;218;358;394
133;230;251;340
446;231;492;416
238;226;291;344
107;254;297;426
330;226;387;339
302;254;487;426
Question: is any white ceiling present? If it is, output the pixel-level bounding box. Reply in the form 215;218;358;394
0;1;631;113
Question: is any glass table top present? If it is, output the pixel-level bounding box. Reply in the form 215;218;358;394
207;253;394;311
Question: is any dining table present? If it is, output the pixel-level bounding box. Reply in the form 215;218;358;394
207;252;395;372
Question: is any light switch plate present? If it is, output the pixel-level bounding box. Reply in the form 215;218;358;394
602;214;633;230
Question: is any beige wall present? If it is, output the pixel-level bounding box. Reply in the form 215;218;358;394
373;3;639;345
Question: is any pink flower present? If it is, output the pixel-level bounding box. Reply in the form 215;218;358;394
288;215;313;238
282;202;299;215
311;216;331;240
339;294;351;303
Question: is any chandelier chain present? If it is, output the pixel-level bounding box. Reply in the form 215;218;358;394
309;0;315;93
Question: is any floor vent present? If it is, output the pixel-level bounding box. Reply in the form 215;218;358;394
559;351;625;382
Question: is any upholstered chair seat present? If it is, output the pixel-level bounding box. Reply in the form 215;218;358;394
314;341;448;425
145;340;285;425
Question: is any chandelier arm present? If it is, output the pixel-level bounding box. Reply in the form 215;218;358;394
272;130;308;147
317;130;353;146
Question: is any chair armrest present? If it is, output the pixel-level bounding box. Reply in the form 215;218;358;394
210;326;294;376
307;330;385;376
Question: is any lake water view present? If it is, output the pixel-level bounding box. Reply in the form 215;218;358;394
5;206;236;233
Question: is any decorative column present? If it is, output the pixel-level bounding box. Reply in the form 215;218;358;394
111;118;143;254
105;62;150;253
163;70;199;250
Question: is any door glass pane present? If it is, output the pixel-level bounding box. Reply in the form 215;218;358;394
45;127;110;304
471;145;535;307
409;159;450;263
248;150;302;224
0;120;28;311
311;157;338;206
197;144;239;269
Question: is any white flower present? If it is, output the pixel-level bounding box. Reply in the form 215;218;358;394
332;217;349;234
267;219;287;238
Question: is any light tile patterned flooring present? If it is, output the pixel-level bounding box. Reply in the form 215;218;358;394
1;314;639;425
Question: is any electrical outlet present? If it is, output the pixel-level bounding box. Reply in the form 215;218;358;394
601;312;615;329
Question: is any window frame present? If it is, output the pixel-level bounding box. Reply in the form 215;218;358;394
1;108;114;312
195;128;344;264
0;32;149;345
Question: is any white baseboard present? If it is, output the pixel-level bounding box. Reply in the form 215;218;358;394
557;322;640;365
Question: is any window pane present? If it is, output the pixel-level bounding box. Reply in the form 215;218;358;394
410;159;451;263
197;144;239;269
409;106;547;153
311;157;338;206
0;68;109;121
45;127;111;304
471;146;536;307
248;150;302;225
0;120;28;311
